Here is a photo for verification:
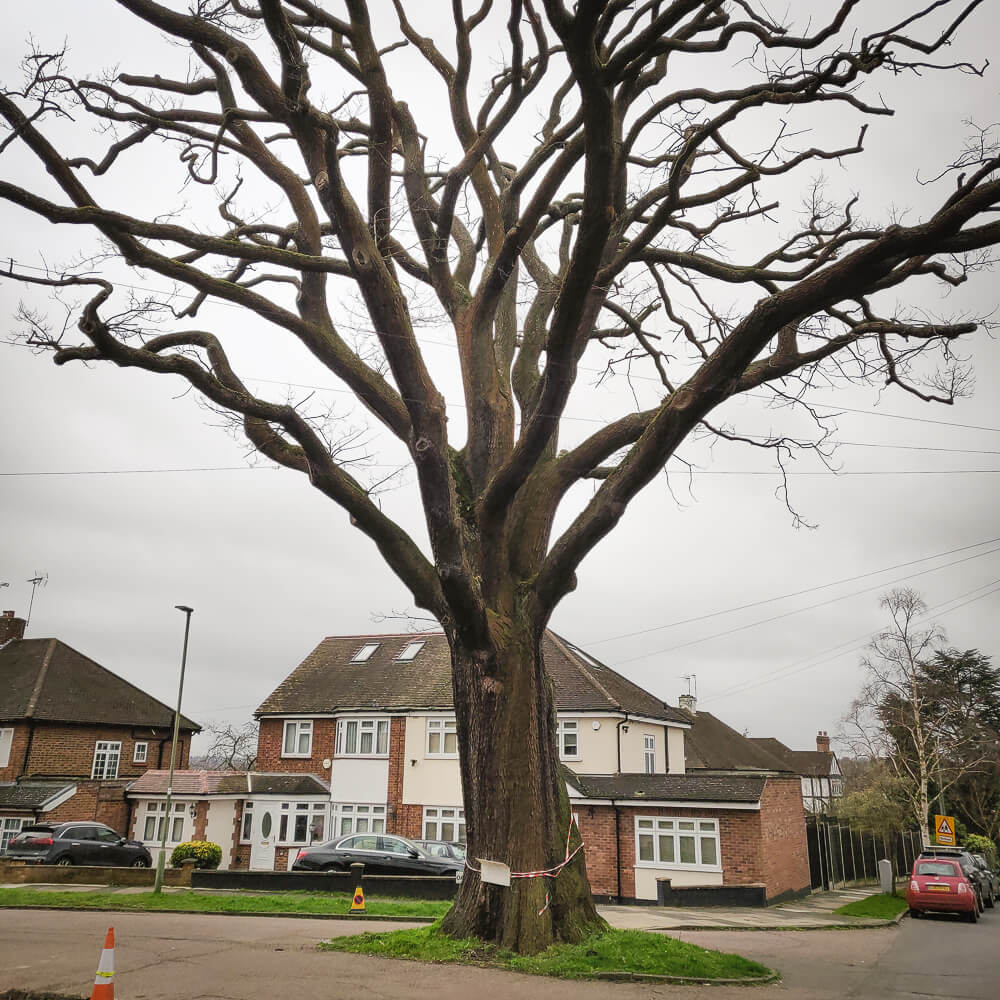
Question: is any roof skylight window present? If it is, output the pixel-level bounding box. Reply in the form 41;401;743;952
396;641;425;661
351;643;380;663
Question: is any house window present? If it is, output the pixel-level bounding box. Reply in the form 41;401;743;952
831;778;843;796
334;803;386;836
423;806;466;844
141;801;187;843
336;718;389;756
92;741;121;779
282;720;313;757
643;734;655;775
351;643;380;662
133;742;148;764
635;817;720;869
277;801;328;844
426;719;458;757
0;817;25;852
0;728;13;768
240;802;254;843
557;721;579;759
396;641;425;661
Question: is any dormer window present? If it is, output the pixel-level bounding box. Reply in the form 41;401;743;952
396;641;425;661
351;642;380;663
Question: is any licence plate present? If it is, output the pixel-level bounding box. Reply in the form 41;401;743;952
927;884;950;892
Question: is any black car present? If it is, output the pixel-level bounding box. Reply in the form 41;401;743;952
414;840;467;863
2;822;153;867
292;833;463;879
969;853;1000;906
918;848;990;911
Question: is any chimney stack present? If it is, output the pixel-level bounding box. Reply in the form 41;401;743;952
816;731;830;753
678;693;697;715
0;611;27;645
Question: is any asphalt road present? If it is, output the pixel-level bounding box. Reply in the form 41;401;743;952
0;909;996;999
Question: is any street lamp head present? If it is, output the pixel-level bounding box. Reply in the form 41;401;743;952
175;605;194;614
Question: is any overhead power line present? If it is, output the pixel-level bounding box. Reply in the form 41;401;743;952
586;537;1000;647
616;544;1000;665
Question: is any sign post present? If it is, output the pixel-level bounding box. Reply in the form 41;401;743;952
934;814;956;846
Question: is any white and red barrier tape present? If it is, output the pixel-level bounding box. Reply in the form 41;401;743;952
464;816;584;916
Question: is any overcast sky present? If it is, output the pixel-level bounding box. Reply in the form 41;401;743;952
1;1;998;758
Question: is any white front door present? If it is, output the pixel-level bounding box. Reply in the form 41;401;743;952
248;802;277;870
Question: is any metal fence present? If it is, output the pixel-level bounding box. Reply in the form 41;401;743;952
805;814;924;890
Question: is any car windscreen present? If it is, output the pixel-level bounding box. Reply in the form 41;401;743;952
915;861;960;877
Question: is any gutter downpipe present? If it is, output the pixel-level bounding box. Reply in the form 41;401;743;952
615;711;630;774
613;799;622;903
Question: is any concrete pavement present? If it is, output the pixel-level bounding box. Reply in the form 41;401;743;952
599;886;902;930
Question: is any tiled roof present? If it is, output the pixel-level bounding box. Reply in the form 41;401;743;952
126;770;328;797
256;630;687;724
565;770;766;804
0;638;199;731
681;711;793;772
0;781;75;810
748;738;837;777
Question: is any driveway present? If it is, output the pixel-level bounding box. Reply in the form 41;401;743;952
1;907;997;999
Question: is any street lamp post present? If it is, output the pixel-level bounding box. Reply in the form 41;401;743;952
153;605;194;895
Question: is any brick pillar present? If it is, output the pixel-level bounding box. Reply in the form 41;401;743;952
386;717;405;834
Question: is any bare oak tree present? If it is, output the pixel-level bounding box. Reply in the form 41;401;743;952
2;1;998;951
195;721;259;770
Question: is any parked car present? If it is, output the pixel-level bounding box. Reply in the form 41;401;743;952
918;848;988;913
969;853;1000;906
908;857;981;922
2;822;152;868
292;833;464;879
414;840;466;863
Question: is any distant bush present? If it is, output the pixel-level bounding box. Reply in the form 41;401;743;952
965;833;997;864
170;840;222;869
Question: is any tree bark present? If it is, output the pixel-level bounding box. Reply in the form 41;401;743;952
440;616;605;953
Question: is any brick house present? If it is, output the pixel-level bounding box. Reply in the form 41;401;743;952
0;611;199;849
749;732;844;813
248;630;811;903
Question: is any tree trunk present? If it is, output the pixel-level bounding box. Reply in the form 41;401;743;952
440;618;605;953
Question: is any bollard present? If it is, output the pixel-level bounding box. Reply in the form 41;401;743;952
878;858;893;895
350;862;366;914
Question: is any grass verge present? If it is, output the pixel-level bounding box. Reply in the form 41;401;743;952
322;923;774;982
0;887;450;919
833;894;909;919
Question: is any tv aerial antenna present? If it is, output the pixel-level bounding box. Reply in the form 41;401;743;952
681;674;698;699
26;572;48;628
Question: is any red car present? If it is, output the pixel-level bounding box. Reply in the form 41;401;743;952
908;858;981;922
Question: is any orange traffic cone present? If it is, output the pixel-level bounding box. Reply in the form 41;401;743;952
91;927;115;1000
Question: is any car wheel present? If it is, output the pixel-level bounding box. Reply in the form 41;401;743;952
968;904;979;923
908;908;921;919
55;856;74;866
985;892;995;909
131;858;150;868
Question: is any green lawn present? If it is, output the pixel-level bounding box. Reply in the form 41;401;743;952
323;924;774;982
0;887;450;919
833;894;909;919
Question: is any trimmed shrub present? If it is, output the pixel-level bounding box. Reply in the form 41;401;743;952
965;833;998;865
170;840;223;869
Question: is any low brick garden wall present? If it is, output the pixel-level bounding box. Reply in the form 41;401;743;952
0;861;194;887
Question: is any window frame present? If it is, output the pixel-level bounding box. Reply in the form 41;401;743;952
335;718;390;757
396;640;425;661
557;720;580;760
139;800;188;844
643;734;655;775
333;802;386;836
282;719;314;758
0;816;25;852
0;727;13;768
351;642;380;662
133;742;148;764
634;815;721;872
425;718;458;758
422;805;466;844
91;741;122;780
